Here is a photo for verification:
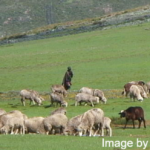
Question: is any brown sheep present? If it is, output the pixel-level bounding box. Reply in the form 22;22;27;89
119;106;146;129
122;81;147;97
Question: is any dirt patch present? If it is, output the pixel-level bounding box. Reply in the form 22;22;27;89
112;120;150;128
0;89;125;101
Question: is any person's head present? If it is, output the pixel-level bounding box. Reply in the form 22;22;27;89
67;67;71;71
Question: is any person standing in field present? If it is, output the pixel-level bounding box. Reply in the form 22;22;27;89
62;67;73;90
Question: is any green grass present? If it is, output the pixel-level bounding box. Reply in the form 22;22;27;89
0;135;149;150
1;22;150;92
0;97;150;150
0;22;150;150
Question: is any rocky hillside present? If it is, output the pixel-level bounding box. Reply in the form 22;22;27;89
1;0;150;38
1;5;150;45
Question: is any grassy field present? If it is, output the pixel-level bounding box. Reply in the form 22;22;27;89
0;22;150;92
0;22;150;150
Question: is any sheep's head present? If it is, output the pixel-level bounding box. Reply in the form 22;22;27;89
119;110;126;118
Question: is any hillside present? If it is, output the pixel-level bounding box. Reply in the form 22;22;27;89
0;0;150;39
1;4;150;45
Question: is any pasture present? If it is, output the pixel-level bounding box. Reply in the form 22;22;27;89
0;22;150;150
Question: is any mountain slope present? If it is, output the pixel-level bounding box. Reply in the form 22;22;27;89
1;5;150;45
1;0;150;38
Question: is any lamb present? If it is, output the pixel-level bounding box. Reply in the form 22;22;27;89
95;117;112;137
103;117;112;137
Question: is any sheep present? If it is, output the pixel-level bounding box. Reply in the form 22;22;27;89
76;108;104;137
43;114;68;135
20;89;44;106
25;117;45;134
0;110;27;134
119;106;146;129
75;93;99;107
79;87;107;104
50;92;68;107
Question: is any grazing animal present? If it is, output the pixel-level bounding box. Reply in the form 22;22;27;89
92;117;112;137
122;81;147;97
129;85;145;101
20;89;44;106
50;92;68;107
122;82;134;97
119;106;146;129
25;117;45;134
51;85;67;97
64;114;82;136
75;93;99;107
136;85;147;99
50;107;67;115
43;114;68;135
0;110;27;134
102;117;112;137
77;108;104;137
79;87;107;104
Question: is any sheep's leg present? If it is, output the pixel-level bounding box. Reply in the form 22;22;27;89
79;130;83;136
138;119;142;128
22;125;25;134
91;101;94;107
21;97;25;106
132;119;135;128
75;101;78;106
101;126;104;136
142;118;146;128
32;99;35;105
93;128;99;136
84;102;87;106
10;126;14;134
88;128;92;137
124;119;129;129
14;129;19;135
30;98;35;105
108;127;112;137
